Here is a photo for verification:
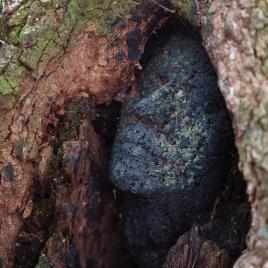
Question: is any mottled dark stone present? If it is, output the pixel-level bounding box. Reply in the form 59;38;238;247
110;23;233;268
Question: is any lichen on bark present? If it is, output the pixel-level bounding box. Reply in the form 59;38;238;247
0;0;137;113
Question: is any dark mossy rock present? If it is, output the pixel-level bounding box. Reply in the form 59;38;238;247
109;22;234;268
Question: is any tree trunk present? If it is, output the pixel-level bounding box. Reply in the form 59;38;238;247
0;0;267;267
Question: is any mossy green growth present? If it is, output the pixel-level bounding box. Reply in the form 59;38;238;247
4;63;26;92
2;0;139;96
84;0;138;34
9;26;23;44
0;44;26;99
0;44;19;73
40;0;52;4
0;76;14;95
8;1;32;28
17;2;63;74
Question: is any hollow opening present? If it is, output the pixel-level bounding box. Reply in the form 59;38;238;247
12;16;251;268
109;18;251;268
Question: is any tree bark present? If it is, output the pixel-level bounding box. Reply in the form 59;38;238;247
0;0;267;267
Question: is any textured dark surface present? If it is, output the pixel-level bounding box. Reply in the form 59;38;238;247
109;22;233;268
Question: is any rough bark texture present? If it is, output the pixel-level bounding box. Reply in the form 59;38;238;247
171;1;268;267
0;1;168;266
163;225;232;268
0;0;267;267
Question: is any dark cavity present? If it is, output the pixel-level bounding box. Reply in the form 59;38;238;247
109;20;251;268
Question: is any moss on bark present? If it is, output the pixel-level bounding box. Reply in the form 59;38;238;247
0;0;137;111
